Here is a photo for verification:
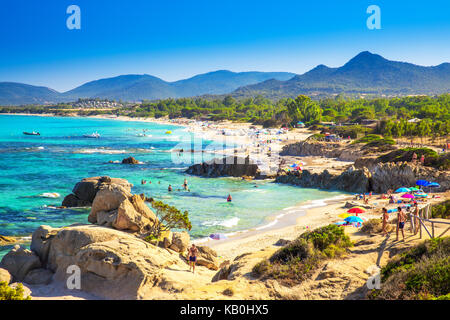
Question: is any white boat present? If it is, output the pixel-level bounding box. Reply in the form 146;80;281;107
83;132;100;138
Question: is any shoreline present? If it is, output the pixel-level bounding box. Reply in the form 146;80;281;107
0;112;350;261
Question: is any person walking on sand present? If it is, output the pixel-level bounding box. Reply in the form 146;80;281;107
396;206;406;242
187;244;198;273
413;202;420;235
382;207;389;235
420;154;425;164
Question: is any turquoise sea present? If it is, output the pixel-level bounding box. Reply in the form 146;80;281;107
0;115;344;258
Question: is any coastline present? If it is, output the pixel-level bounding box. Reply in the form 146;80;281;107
0;112;351;261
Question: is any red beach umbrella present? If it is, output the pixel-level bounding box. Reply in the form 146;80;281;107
401;193;415;199
347;207;365;214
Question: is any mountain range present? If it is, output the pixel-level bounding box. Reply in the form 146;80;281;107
0;71;295;106
233;51;450;99
0;51;449;106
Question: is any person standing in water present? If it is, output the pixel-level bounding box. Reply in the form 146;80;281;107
168;185;172;192
227;194;232;202
182;178;188;190
187;244;198;273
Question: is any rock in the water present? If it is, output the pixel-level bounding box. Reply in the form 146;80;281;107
122;156;139;164
62;176;133;208
0;245;42;282
23;268;54;285
0;267;12;284
276;166;371;193
186;156;261;178
169;232;190;253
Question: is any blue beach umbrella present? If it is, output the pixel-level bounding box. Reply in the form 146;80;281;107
416;180;430;187
395;187;410;193
427;182;440;188
344;216;364;223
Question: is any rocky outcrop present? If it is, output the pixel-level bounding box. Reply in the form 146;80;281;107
186;156;261;178
169;232;190;253
196;246;219;271
277;160;449;193
280;141;365;161
0;245;42;282
370;162;450;193
62;176;133;208
276;166;371;193
122;156;139;164
26;224;191;299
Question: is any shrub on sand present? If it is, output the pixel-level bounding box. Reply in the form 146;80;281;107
252;224;352;286
369;237;450;300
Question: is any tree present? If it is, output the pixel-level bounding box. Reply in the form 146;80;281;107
146;201;192;242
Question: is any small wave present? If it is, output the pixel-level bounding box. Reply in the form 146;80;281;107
202;217;240;228
72;148;127;154
39;192;60;198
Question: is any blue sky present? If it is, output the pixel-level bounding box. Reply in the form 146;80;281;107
1;0;449;92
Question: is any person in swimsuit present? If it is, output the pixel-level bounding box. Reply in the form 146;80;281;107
396;206;406;242
182;178;188;190
382;207;389;235
187;244;198;273
168;184;172;192
413;202;420;235
227;194;232;202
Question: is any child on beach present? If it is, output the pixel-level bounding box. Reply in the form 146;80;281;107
396;206;406;242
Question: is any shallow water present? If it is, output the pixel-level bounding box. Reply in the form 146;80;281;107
0;115;345;257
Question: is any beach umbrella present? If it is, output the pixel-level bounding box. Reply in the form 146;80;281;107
209;233;227;240
401;193;415;199
408;187;420;192
338;213;351;219
347;207;365;214
416;180;430;187
344;216;364;223
427;182;440;188
395;187;410;193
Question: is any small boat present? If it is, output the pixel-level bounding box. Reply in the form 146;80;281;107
165;131;172;134
23;131;40;136
83;132;100;138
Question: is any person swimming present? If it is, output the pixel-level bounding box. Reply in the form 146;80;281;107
227;194;232;202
